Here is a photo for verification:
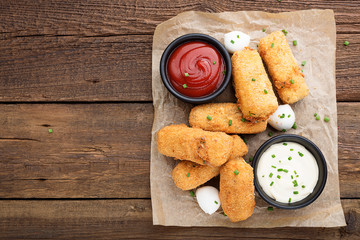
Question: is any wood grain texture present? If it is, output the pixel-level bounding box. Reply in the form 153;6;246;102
0;34;359;102
0;199;358;239
0;103;358;198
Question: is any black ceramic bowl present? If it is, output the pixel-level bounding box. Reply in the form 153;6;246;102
252;134;327;209
159;33;232;104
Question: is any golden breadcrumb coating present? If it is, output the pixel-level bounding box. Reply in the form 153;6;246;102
230;135;248;159
219;157;255;222
156;124;234;166
171;161;220;190
231;47;278;122
189;103;267;134
258;31;309;104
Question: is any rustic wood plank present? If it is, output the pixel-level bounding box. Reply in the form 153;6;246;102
0;102;358;198
0;199;358;239
0;34;359;102
0;0;359;38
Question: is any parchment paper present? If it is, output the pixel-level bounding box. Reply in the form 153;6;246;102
150;10;346;228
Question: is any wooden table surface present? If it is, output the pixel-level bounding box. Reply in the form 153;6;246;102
0;1;359;239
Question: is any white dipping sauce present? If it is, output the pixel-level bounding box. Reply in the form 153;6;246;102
257;142;319;203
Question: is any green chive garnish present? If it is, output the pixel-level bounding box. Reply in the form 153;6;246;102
238;107;241;112
280;114;285;118
241;118;246;122
283;143;287;146
290;149;294;151
314;113;318;117
296;175;299;177
284;169;289;173
190;190;195;197
294;170;297;174
293;191;299;195
213;61;216;64
288;114;291;118
231;40;235;44
269;173;273;178
264;89;268;94
316;115;320;120
234;169;239;175
268;132;273;137
223;212;227;216
292;122;297;129
288;157;292;160
262;28;266;32
298;152;304;157
203;160;206;164
222;70;226;75
237;35;240;38
252;78;256;81
187;173;190;177
288;198;292;203
262;175;265;177
214;200;218;204
183;84;187;88
282;129;286;132
272;154;276;158
277;169;283;172
267;206;274;211
270;181;274;186
301;69;303;72
290;79;295;84
271;43;274;48
344;41;349;46
293;40;297;46
301;61;306;66
207;115;212;120
292;180;298;187
184;73;189;77
48;129;53;133
291;175;293;179
272;165;276;168
302;185;306;188
324;116;330;122
282;29;288;36
249;157;253;162
228;119;232;126
277;175;281;179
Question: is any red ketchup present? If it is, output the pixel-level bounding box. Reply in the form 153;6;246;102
167;41;225;98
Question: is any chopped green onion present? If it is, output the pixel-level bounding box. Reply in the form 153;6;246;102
269;173;273;178
268;132;273;137
301;61;306;66
291;175;294;179
293;40;297;46
183;84;187;89
190;190;195;197
228;119;232;126
230;40;235;44
264;89;268;94
207;115;212;120
184;73;189;77
272;165;276;168
241;118;246;122
262;175;265;177
237;35;240;38
262;28;266;32
234;169;239;175
213;61;216;65
290;148;294;151
280;114;285;118
187;173;190;177
279;160;281;163
252;78;256;81
282;29;288;36
271;43;274;48
293;191;299;195
48;129;53;133
272;154;276;158
292;122;297;129
249;157;253;162
223;212;227;216
288;157;292;160
298;152;304;157
267;206;274;211
302;185;306;188
277;175;281;179
282;129;287;132
203;160;206;164
344;41;349;46
238;107;241;112
316;115;320;120
214;201;218;204
283;142;287;146
294;170;297;174
290;79;295;84
314;113;318;117
292;180;298;187
296;175;299;177
301;69;303;72
277;168;283;172
288;198;292;203
288;114;291;118
324;117;330;122
222;70;226;75
270;181;274;186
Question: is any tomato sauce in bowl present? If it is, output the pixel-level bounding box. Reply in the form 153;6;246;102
167;41;225;98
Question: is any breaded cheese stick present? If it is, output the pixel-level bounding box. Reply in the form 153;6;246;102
157;124;234;166
230;135;248;159
232;47;278;122
219;157;255;222
189;103;267;134
259;31;309;104
171;161;220;190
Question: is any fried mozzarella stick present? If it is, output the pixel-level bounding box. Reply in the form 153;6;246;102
259;31;309;104
157;124;234;166
230;135;248;159
189;103;267;134
219;157;255;222
232;48;278;122
171;161;220;190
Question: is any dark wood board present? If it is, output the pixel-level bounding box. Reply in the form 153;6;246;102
0;199;358;239
0;103;358;198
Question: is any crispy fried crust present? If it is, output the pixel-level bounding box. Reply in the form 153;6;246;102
219;157;255;222
171;161;220;190
258;31;309;104
189;103;267;134
230;135;248;159
156;124;234;166
231;47;278;122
